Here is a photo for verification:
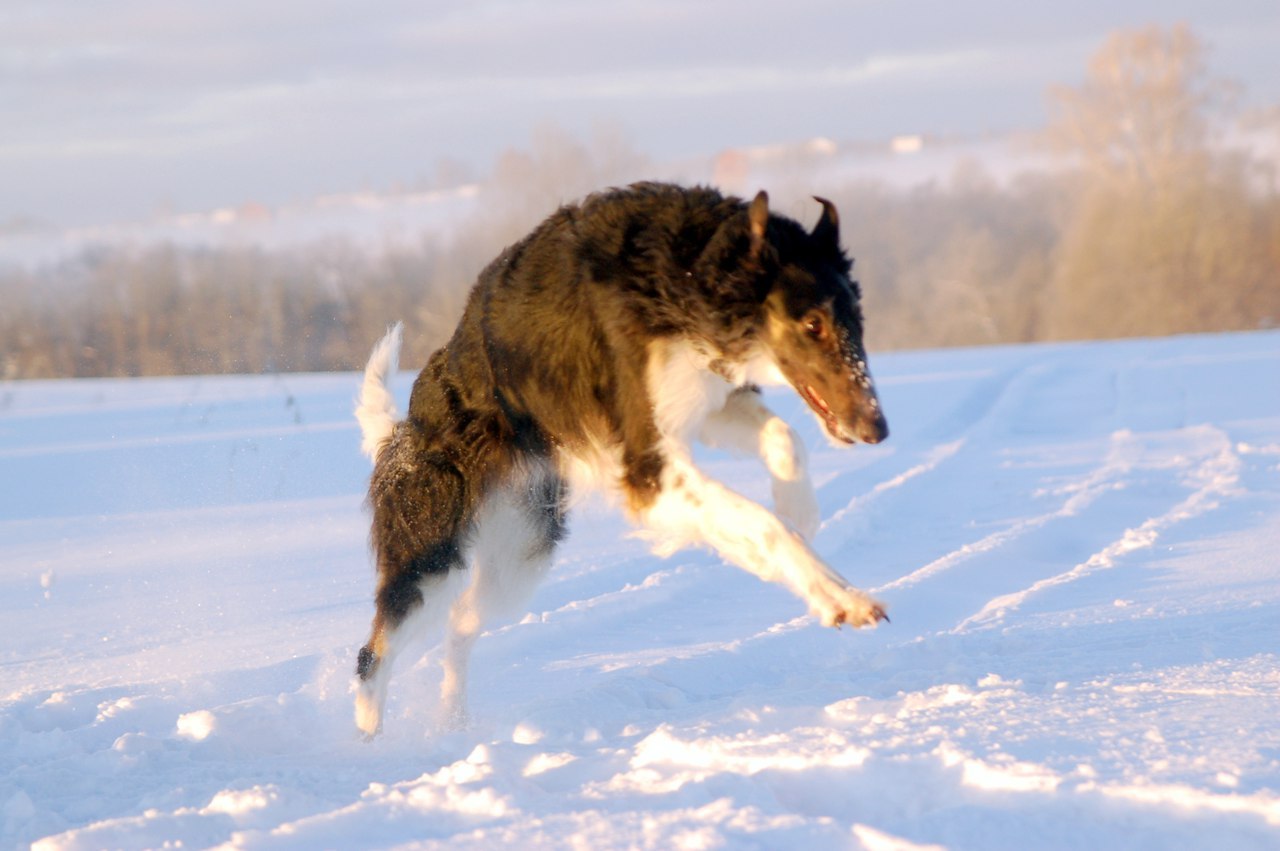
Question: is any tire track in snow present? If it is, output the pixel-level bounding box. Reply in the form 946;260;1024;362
0;420;355;459
865;355;1168;597
814;363;1040;539
819;439;965;533
873;435;1133;594
952;426;1243;633
818;358;1077;538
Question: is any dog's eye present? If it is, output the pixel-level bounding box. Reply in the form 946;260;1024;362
804;315;826;340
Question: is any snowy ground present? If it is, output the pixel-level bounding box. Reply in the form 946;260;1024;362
3;331;1279;850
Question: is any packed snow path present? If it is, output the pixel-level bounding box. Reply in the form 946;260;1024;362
3;332;1279;849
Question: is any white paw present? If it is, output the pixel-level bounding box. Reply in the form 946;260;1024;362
808;580;888;629
355;687;383;739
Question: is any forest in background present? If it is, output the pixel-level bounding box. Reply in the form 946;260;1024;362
2;24;1277;380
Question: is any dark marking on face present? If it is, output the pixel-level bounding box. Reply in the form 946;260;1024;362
758;199;888;446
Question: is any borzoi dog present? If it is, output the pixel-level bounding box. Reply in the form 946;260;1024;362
354;182;889;736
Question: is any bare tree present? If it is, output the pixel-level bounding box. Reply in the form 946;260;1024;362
1044;23;1226;190
1044;24;1277;340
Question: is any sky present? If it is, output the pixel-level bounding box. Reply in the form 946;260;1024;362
3;0;1279;228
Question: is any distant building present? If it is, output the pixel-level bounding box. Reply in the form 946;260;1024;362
891;135;924;155
712;149;750;192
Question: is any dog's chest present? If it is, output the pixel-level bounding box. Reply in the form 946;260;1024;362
646;341;740;442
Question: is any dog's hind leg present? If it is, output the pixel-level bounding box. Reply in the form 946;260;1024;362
439;474;566;729
355;566;470;737
356;447;478;738
698;387;820;541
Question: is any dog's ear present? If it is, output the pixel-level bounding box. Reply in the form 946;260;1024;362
812;196;839;247
748;190;769;258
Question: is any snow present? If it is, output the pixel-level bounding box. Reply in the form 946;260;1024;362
3;331;1280;849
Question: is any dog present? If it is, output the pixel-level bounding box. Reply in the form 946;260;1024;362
353;182;889;736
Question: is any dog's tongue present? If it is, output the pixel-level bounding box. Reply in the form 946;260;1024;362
803;385;829;416
803;384;860;443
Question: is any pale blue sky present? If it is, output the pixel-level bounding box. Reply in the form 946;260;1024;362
3;1;1277;227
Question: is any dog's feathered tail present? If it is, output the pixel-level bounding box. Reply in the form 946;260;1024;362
356;322;403;463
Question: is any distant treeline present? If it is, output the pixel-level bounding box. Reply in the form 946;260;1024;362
2;25;1277;380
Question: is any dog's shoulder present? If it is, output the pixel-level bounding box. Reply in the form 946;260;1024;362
573;184;767;341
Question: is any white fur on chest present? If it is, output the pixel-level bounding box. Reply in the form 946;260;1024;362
646;340;787;442
559;339;786;506
646;341;734;444
741;348;787;388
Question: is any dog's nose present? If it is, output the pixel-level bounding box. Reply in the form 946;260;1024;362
858;413;889;444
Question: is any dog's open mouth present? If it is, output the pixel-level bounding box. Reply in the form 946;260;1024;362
803;384;855;444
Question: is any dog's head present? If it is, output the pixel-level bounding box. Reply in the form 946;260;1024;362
750;191;888;446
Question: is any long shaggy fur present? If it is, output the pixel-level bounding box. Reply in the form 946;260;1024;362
353;182;890;736
355;321;402;462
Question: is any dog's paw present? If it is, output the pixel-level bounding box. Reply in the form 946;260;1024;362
354;686;384;739
809;582;888;629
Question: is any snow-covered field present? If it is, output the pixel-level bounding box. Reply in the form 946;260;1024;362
3;331;1279;850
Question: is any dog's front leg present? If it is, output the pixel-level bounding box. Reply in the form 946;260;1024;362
642;459;886;628
698;388;820;541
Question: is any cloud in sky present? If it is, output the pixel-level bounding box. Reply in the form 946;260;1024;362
2;0;1277;226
